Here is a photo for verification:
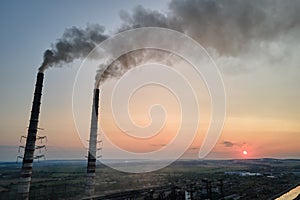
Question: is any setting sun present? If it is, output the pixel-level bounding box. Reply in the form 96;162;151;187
243;150;248;155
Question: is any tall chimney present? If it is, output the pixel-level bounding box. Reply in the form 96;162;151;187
85;88;100;196
18;72;44;200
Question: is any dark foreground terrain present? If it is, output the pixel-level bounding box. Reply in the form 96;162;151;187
0;159;299;199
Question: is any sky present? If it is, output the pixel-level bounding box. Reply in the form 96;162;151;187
0;0;300;161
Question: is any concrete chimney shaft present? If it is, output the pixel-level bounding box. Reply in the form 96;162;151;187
18;72;44;200
85;88;100;196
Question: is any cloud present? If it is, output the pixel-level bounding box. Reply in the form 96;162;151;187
222;141;235;147
221;141;247;148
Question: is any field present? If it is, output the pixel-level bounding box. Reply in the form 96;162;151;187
0;159;300;199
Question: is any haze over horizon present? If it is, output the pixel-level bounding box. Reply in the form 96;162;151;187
0;0;300;162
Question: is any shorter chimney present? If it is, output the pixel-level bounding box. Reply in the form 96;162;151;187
85;88;100;196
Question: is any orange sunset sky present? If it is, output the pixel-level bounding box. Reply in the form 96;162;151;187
1;0;300;161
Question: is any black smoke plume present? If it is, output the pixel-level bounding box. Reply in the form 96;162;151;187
94;49;175;88
39;24;108;72
120;0;300;56
39;0;300;79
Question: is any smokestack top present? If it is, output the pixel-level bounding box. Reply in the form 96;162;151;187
94;88;100;94
37;71;44;76
35;72;44;94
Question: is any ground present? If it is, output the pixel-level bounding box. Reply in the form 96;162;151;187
0;159;299;199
